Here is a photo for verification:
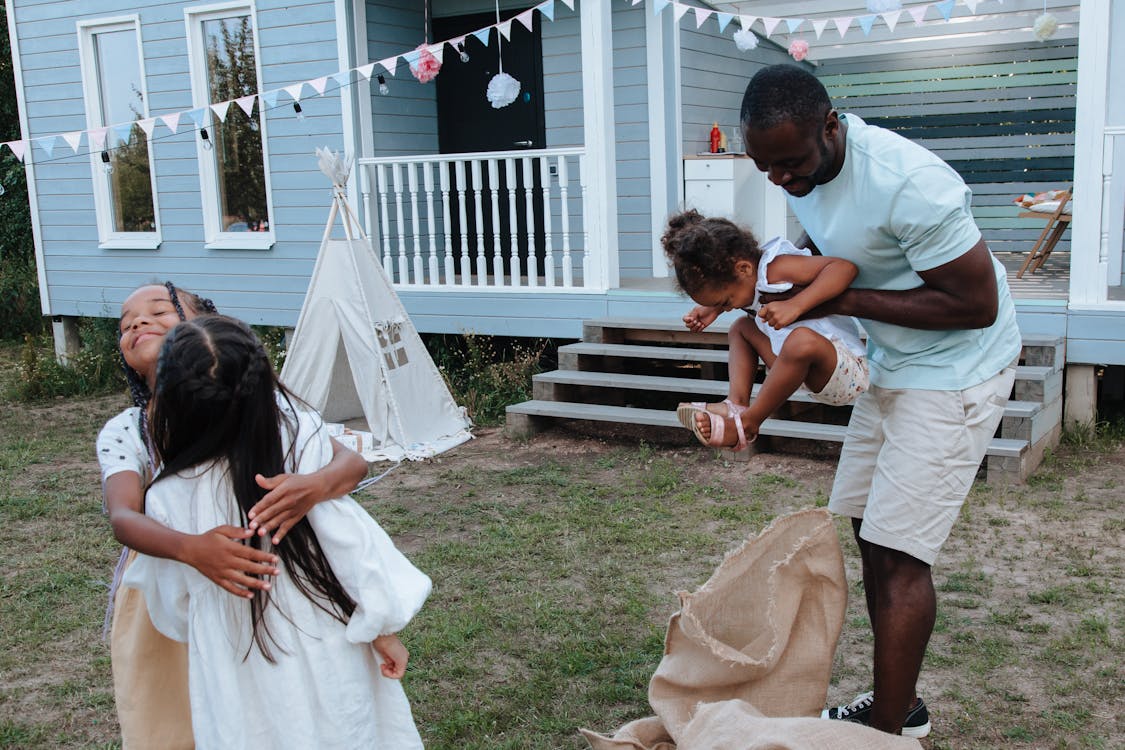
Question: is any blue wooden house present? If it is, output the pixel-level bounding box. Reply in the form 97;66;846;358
7;0;1123;430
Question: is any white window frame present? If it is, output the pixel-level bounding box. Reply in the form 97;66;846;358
185;1;275;250
77;15;162;250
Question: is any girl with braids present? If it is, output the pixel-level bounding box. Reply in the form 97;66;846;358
663;210;869;449
122;315;430;749
97;282;368;748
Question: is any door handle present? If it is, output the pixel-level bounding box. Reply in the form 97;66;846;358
513;140;533;148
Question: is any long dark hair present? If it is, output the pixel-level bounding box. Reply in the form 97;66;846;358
661;209;762;297
149;315;356;661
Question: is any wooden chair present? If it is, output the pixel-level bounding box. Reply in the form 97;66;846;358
1016;189;1071;278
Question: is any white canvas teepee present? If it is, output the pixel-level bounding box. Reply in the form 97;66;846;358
280;148;472;462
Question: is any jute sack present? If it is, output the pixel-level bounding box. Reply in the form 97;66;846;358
581;508;922;750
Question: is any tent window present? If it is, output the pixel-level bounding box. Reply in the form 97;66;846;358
376;324;409;370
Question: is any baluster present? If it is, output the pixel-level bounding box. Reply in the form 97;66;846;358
392;163;407;284
488;159;503;285
407;163;423;285
377;164;393;276
540;155;555;287
423;161;438;286
580;153;591;286
360;163;374;241
522;157;537;287
440;161;454;285
455;160;470;286
471;159;487;285
506;158;521;286
557;155;573;288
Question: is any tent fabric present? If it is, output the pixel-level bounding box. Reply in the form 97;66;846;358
281;236;472;462
581;509;922;750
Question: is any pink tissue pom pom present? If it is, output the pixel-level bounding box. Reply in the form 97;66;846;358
410;43;442;84
788;39;809;62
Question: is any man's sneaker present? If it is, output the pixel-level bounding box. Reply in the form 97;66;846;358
820;690;932;738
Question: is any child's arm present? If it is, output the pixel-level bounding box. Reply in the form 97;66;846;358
373;633;410;679
757;254;858;329
105;472;279;598
247;438;368;544
683;305;722;333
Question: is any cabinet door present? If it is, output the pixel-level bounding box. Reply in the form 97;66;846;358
684;179;735;219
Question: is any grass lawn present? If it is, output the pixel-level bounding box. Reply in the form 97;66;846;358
0;341;1121;749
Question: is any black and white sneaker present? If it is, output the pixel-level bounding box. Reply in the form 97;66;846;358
821;690;932;738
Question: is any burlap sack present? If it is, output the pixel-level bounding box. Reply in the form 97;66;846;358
581;508;922;750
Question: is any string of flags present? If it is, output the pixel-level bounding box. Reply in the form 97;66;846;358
2;0;1064;166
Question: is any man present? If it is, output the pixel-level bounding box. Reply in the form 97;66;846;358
740;64;1022;737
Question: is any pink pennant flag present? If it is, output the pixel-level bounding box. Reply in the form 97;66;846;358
357;62;376;80
210;101;232;122
61;131;83;153
812;18;830;39
909;5;928;25
88;127;108;151
515;9;535;32
498;20;513;40
883;9;902;32
694;8;713;28
308;77;328;95
4;140;27;162
160;112;182;134
136;118;157;137
760;17;781;37
380;57;398;77
284;83;304;101
234;95;256;117
833;16;854;37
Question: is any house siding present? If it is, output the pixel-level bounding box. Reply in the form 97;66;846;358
13;0;347;325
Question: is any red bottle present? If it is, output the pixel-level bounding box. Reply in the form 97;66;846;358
709;122;721;154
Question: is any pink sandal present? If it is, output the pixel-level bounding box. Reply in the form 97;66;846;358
677;399;751;451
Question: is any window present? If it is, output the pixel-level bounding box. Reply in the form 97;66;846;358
186;3;274;249
77;17;160;249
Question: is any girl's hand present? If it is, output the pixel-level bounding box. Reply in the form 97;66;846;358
758;300;802;330
248;473;321;545
683;305;721;333
373;634;409;679
181;526;280;598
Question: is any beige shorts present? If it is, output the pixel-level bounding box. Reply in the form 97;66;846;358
828;363;1017;565
807;338;869;406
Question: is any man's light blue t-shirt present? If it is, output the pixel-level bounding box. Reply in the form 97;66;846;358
786;114;1022;390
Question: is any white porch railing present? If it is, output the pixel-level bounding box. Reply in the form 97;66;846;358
356;147;598;291
1102;127;1125;286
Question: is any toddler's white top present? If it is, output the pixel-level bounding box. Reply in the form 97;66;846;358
123;406;431;750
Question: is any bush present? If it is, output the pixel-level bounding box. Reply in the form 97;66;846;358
10;317;124;401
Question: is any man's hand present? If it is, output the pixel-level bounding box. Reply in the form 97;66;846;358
683;305;722;333
373;634;410;679
180;526;279;598
248;473;322;545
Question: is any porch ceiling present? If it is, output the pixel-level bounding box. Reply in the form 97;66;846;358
709;0;1079;60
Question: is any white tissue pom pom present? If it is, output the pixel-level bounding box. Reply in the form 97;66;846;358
866;0;902;12
1033;12;1058;41
486;72;520;109
733;28;759;51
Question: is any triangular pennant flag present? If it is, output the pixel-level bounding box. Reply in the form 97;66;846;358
210;101;232;122
308;76;328;95
883;9;902;32
741;16;757;31
559;0;573;9
936;0;955;21
653;0;671;15
538;1;555;22
716;12;733;32
673;4;691;23
61;130;83;153
260;90;280;109
858;14;877;35
694;8;713;28
331;70;351;88
402;49;421;66
357;62;376;80
88;127;108;151
4;140;27;162
112;123;135;145
380;56;399;77
909;5;928;24
284;83;305;101
38;135;57;157
471;27;492;47
963;0;980;13
430;45;444;65
785;18;804;34
761;17;782;37
812;18;830;38
498;20;513;41
834;16;853;36
235;95;256;117
159;112;181;134
136;118;156;137
515;9;535;32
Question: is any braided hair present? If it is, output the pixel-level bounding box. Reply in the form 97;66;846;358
149;316;356;662
661;209;762;298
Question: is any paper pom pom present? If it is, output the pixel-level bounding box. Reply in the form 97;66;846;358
788;39;810;62
486;72;521;109
866;0;902;12
410;43;442;84
1033;12;1058;41
733;28;759;52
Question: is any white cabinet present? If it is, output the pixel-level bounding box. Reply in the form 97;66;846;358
683;156;788;241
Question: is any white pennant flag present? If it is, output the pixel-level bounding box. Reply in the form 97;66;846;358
694;8;713;28
62;131;83;153
515;9;535;31
160;112;182;134
284;83;305;101
430;44;444;64
812;18;830;38
882;9;902;32
740;15;757;31
560;0;573;9
210;101;232;122
88;127;108;151
760;17;782;37
833;16;853;37
137;118;157;137
4;140;27;162
909;5;928;25
308;76;328;95
673;3;690;22
357;62;376;80
963;0;980;12
380;57;398;77
498;20;513;40
235;95;256;117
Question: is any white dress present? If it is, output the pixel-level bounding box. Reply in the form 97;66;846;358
123;407;432;750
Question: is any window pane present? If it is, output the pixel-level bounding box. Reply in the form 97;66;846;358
93;29;156;233
203;16;270;233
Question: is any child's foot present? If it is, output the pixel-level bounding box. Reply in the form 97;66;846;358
687;408;758;451
675;399;746;431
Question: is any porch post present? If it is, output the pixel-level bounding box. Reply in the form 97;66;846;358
1069;0;1111;305
581;0;619;290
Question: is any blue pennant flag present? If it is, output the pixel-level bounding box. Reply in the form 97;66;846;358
471;27;492;47
716;12;733;32
402;49;421;66
935;0;956;21
112;123;135;145
653;0;671;15
261;89;280;109
858;14;877;35
37;135;57;158
538;0;555;22
332;70;351;88
786;18;804;34
186;107;208;129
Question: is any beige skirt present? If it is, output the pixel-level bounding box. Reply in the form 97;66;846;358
111;549;194;749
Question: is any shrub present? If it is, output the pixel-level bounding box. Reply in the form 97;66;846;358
10;317;124;401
